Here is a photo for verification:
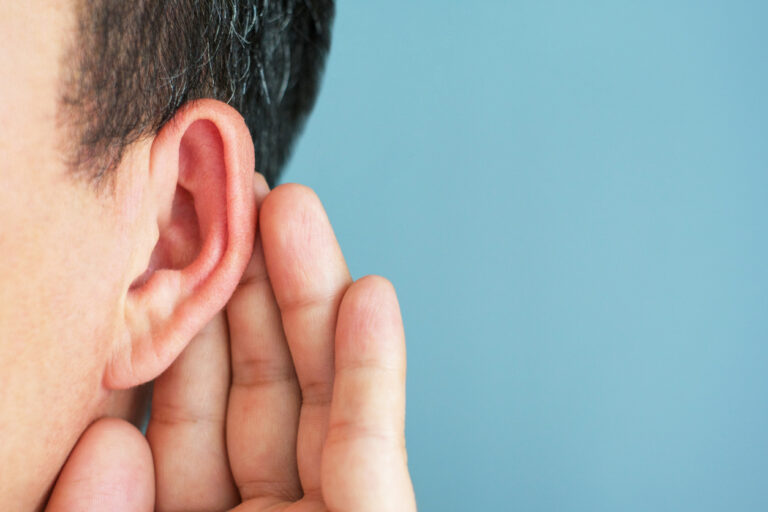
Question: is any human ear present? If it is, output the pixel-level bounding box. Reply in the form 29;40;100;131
105;99;256;390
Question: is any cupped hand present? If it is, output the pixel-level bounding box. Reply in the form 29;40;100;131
46;176;417;512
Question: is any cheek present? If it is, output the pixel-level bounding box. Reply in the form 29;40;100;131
0;171;129;416
0;167;133;508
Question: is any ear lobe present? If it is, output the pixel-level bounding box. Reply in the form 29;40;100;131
105;100;256;390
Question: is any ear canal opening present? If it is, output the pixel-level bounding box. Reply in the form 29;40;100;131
129;184;202;291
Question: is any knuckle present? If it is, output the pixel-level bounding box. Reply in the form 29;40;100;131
300;379;334;406
325;418;404;449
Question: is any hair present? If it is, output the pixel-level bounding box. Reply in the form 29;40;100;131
59;0;335;188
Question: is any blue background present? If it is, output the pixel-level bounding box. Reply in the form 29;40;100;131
281;2;768;510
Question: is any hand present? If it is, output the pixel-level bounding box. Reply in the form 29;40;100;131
46;177;417;512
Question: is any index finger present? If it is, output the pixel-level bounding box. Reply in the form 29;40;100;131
226;174;303;505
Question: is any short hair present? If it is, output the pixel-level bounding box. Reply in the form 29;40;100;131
59;0;334;188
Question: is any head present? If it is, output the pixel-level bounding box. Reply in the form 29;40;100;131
0;0;333;509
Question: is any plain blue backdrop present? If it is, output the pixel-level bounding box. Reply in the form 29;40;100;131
280;2;768;510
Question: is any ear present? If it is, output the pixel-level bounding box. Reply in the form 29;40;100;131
105;99;256;390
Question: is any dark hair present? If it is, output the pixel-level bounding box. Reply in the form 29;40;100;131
59;0;334;188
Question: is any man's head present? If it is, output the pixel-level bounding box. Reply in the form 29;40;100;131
0;1;333;509
64;0;333;188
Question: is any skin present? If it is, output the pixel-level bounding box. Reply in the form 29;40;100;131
0;1;416;510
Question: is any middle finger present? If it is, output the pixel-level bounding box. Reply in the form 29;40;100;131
259;184;353;499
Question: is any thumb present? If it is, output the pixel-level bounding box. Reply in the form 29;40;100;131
46;417;154;512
